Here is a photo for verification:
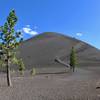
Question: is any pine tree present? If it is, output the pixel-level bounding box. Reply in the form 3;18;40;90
70;47;77;72
0;10;24;86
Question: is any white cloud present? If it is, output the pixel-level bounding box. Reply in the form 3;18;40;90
29;30;38;35
76;32;83;36
23;27;31;33
26;25;30;27
22;25;38;36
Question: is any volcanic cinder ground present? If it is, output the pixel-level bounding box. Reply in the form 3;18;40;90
0;32;100;100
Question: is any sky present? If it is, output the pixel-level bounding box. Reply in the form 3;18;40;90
0;0;100;49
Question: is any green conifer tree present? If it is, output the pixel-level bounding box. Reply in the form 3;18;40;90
0;10;24;86
70;47;77;72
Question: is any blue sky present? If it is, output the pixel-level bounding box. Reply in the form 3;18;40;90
0;0;100;49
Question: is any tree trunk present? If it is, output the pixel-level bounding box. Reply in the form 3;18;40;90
6;59;12;87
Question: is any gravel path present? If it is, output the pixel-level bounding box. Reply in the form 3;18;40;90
0;67;100;100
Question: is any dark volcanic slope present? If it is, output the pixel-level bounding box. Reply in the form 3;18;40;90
19;32;100;70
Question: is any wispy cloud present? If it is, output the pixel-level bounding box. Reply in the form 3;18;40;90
76;32;83;37
26;25;30;27
22;25;38;36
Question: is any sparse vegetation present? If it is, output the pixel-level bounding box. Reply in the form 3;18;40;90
0;10;24;86
11;69;15;74
70;47;77;72
30;68;36;76
18;59;25;75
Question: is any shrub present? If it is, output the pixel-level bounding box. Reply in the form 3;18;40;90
30;68;36;76
18;59;25;75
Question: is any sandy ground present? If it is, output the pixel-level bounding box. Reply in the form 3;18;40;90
0;67;100;100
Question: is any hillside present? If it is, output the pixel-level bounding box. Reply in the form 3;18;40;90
0;32;100;99
18;32;100;70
